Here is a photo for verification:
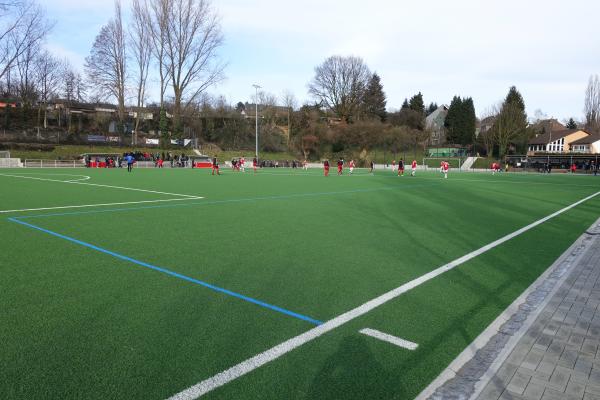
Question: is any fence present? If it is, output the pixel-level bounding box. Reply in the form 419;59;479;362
0;150;10;158
24;159;85;168
0;158;21;168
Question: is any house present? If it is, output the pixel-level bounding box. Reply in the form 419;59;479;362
570;133;600;154
527;129;590;155
530;118;565;135
478;116;496;138
425;105;448;145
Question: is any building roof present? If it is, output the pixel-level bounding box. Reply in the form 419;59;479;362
571;133;600;145
425;105;448;129
531;118;566;134
528;129;586;145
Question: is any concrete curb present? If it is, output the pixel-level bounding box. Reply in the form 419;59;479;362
415;216;600;400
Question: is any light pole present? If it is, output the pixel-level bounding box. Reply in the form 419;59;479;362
252;84;261;161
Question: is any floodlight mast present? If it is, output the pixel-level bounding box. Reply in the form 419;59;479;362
252;84;262;162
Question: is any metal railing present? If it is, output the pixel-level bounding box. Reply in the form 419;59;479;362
24;159;85;168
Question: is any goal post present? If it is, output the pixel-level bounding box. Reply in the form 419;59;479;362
422;157;464;171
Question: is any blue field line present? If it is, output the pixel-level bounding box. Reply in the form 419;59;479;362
7;217;323;326
14;182;437;220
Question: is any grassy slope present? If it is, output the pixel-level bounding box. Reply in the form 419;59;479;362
1;169;599;399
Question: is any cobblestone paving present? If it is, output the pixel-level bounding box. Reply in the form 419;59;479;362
426;220;600;400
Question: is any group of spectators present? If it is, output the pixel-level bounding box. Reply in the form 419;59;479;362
133;151;190;168
84;155;118;168
537;160;599;174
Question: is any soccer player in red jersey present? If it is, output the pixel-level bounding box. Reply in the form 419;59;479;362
337;159;343;175
442;160;449;179
324;160;330;176
212;157;220;175
349;159;355;174
411;160;417;176
398;159;404;176
252;157;257;173
391;159;396;173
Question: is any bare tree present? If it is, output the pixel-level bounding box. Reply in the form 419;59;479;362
584;74;600;133
0;0;52;81
15;37;37;104
60;61;86;129
281;90;296;147
130;0;152;145
493;102;527;158
308;55;371;122
256;90;278;125
146;0;171;108
479;106;498;157
34;50;60;135
163;0;225;136
84;0;127;132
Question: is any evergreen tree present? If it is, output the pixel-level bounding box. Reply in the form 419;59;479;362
401;98;410;109
362;73;387;122
566;118;577;129
445;96;476;145
445;96;462;144
494;86;528;158
159;108;169;148
409;92;425;114
505;86;526;114
462;97;477;145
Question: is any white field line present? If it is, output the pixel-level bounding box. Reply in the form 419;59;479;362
0;198;200;214
0;172;91;182
239;171;600;187
359;328;418;350
167;190;600;400
0;173;201;199
65;176;91;182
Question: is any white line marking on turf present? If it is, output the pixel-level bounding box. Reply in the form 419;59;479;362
0;173;201;199
166;190;600;400
0;198;200;214
65;175;91;182
359;328;418;350
0;172;92;182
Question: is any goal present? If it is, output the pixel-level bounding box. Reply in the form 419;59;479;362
422;157;463;171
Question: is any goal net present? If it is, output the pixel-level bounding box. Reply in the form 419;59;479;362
0;151;10;158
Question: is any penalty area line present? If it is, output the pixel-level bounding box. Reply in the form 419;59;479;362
0;173;200;198
0;197;203;214
166;190;600;400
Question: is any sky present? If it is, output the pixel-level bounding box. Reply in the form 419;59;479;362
40;0;600;121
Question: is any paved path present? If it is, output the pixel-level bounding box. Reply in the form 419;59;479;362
420;218;600;400
476;225;600;400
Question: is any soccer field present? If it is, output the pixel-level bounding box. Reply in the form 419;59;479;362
1;167;599;400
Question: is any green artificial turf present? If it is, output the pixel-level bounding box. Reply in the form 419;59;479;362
1;167;599;399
